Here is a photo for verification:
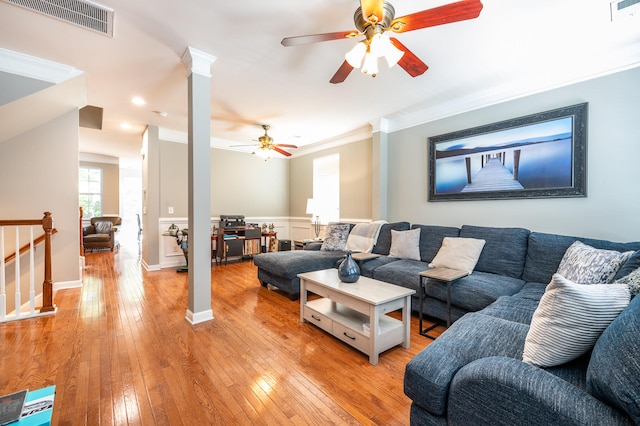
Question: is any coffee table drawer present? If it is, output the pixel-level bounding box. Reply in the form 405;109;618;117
333;322;369;353
303;305;333;334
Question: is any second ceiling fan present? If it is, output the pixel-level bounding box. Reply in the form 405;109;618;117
233;125;298;158
281;0;483;83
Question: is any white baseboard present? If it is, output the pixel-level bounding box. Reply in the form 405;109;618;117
186;309;214;325
55;280;82;290
141;259;161;272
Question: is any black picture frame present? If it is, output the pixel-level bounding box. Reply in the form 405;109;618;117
428;103;588;201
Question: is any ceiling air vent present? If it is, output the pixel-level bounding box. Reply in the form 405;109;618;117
2;0;114;37
611;0;640;21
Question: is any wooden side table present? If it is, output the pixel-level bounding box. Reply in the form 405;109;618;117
419;268;469;339
262;232;277;252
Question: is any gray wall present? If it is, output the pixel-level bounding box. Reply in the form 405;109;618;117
79;160;119;216
0;109;81;284
159;140;289;218
289;138;372;220
387;66;640;242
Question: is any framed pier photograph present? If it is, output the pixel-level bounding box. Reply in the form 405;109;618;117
428;103;587;201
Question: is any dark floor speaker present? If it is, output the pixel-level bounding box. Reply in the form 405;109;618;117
278;239;291;251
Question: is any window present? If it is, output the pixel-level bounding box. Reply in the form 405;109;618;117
79;167;102;218
313;154;339;223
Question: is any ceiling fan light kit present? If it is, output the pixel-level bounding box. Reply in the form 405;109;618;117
281;0;484;83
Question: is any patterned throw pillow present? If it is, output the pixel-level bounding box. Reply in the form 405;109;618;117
615;266;640;298
556;241;634;283
388;228;421;261
94;221;113;234
320;224;351;251
523;274;630;367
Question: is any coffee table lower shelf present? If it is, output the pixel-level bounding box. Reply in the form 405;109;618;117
304;298;405;357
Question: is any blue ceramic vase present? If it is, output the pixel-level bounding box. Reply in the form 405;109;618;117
338;251;360;283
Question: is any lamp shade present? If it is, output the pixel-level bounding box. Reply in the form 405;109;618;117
306;198;316;215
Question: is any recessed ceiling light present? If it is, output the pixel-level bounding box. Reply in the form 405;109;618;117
120;122;132;130
153;110;168;117
131;97;146;106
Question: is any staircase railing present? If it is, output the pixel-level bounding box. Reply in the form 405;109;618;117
0;212;56;322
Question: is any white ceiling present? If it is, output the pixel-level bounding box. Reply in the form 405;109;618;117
1;0;639;166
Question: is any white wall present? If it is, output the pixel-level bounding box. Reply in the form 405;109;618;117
0;109;81;285
387;66;640;242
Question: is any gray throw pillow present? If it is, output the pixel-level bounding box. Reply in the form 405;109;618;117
388;228;421;261
321;224;350;251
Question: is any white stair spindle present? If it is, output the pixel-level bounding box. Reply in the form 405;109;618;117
0;227;5;320
29;226;35;315
15;226;21;318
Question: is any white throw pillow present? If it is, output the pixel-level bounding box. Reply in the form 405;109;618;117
522;274;630;367
556;241;634;284
428;237;486;274
388;228;421;261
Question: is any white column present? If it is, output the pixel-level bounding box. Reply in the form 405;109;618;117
371;118;389;221
181;47;217;325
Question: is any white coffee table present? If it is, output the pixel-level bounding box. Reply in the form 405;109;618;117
298;269;415;365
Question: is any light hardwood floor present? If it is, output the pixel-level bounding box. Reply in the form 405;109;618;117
0;241;442;425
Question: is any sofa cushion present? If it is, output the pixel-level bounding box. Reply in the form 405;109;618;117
411;224;460;263
425;271;525;312
389;228;421;260
253;250;346;280
480;295;539;325
404;312;529;416
523;232;640;284
587;294;640;424
372;222;410;255
372;259;429;291
614;266;640;298
428;237;485;274
556;241;633;284
523;274;630;367
94;220;113;234
459;225;530;279
358;256;401;278
321;223;350;251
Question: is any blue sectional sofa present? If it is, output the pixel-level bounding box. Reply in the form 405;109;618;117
254;222;640;424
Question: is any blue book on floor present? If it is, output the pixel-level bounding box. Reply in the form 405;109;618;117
16;386;55;426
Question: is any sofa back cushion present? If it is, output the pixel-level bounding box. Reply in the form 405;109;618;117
587;294;640;424
459;225;530;279
411;224;460;263
372;222;410;255
523;232;640;284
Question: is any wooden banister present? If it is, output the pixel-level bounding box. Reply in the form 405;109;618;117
0;212;56;314
3;228;58;264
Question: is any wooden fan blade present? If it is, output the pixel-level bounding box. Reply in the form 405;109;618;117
360;0;384;23
389;38;428;77
330;60;354;84
275;144;298;149
273;146;292;157
390;0;483;33
281;31;358;47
